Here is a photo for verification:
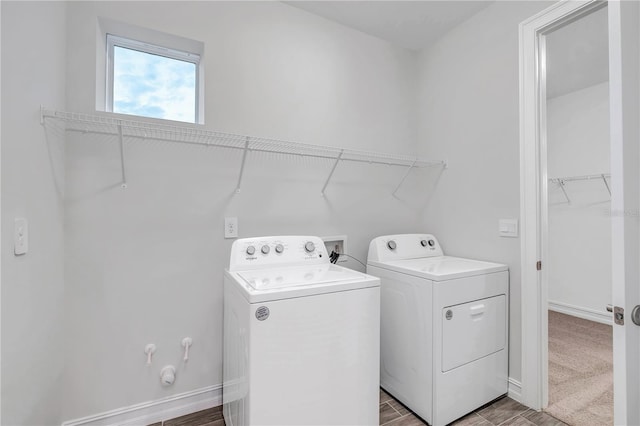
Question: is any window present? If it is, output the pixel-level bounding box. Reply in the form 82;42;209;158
106;34;200;123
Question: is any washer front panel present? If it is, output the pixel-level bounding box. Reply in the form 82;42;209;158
229;236;328;271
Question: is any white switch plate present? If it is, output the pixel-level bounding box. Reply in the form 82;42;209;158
499;219;519;238
14;217;28;255
225;217;238;239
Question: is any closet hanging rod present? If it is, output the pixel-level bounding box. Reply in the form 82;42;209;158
548;173;611;183
549;173;611;204
41;108;446;169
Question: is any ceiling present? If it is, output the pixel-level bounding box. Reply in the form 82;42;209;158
546;6;609;99
284;1;494;51
285;1;608;98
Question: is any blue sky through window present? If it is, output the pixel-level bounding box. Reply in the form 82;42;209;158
113;46;196;123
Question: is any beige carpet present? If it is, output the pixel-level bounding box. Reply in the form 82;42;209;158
545;310;613;425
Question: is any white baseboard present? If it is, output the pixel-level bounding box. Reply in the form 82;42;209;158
548;300;612;325
61;384;222;426
507;377;522;403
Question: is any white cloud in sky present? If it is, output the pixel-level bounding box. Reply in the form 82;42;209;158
113;46;196;123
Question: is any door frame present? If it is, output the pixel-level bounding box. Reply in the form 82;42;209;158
518;0;607;412
608;0;640;423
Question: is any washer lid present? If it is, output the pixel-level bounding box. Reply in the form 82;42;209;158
229;264;379;303
372;256;507;281
237;263;366;290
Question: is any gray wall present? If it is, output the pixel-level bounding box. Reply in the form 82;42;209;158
1;1;67;424
547;82;611;320
415;1;553;384
62;1;428;421
1;0;586;422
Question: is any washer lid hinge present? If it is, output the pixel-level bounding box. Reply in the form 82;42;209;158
536;261;542;271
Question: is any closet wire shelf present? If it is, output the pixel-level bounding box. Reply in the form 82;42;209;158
549;173;611;204
41;108;446;195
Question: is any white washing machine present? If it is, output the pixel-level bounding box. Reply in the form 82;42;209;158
367;234;509;426
223;236;380;426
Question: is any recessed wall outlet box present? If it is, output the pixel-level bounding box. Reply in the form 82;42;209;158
14;217;28;255
499;219;519;238
322;235;347;262
225;217;238;239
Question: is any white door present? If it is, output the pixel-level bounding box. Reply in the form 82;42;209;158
609;1;640;424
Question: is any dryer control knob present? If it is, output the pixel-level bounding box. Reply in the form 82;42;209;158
420;240;428;247
387;240;397;250
304;241;316;253
246;246;256;256
261;245;270;254
275;244;284;254
428;239;435;247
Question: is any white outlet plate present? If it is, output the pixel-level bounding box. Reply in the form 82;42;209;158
225;217;238;239
322;235;347;262
14;217;28;255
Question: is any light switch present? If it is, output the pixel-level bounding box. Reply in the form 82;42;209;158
14;218;28;255
499;219;518;238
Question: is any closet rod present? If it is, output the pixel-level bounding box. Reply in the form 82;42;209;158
548;173;611;183
549;173;611;204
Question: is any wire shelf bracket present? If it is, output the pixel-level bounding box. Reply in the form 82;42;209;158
321;150;344;197
117;122;128;189
549;173;611;204
558;180;571;204
601;173;611;196
392;159;417;196
235;137;250;194
40;108;446;194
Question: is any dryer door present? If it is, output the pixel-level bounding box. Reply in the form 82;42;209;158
441;295;506;372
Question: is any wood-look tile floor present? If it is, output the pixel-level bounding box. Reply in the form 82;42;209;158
379;389;568;426
151;389;568;426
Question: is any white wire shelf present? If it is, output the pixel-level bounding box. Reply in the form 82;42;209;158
41;107;446;194
549;173;611;204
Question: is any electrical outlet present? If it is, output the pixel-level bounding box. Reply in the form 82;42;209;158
225;217;238;239
322;235;347;262
14;218;28;255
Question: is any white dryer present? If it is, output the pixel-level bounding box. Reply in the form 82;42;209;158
367;234;509;426
223;236;380;426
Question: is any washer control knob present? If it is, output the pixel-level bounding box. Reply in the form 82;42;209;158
387;240;397;250
275;244;284;254
428;239;435;247
261;245;270;255
304;241;316;253
246;246;256;256
420;240;428;247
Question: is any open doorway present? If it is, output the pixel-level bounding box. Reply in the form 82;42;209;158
542;7;613;425
521;1;640;423
542;5;613;425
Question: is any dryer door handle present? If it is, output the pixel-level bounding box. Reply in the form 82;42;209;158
469;304;485;316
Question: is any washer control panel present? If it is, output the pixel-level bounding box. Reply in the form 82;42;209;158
367;233;444;263
229;236;329;271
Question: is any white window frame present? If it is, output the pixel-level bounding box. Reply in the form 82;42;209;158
105;33;201;123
